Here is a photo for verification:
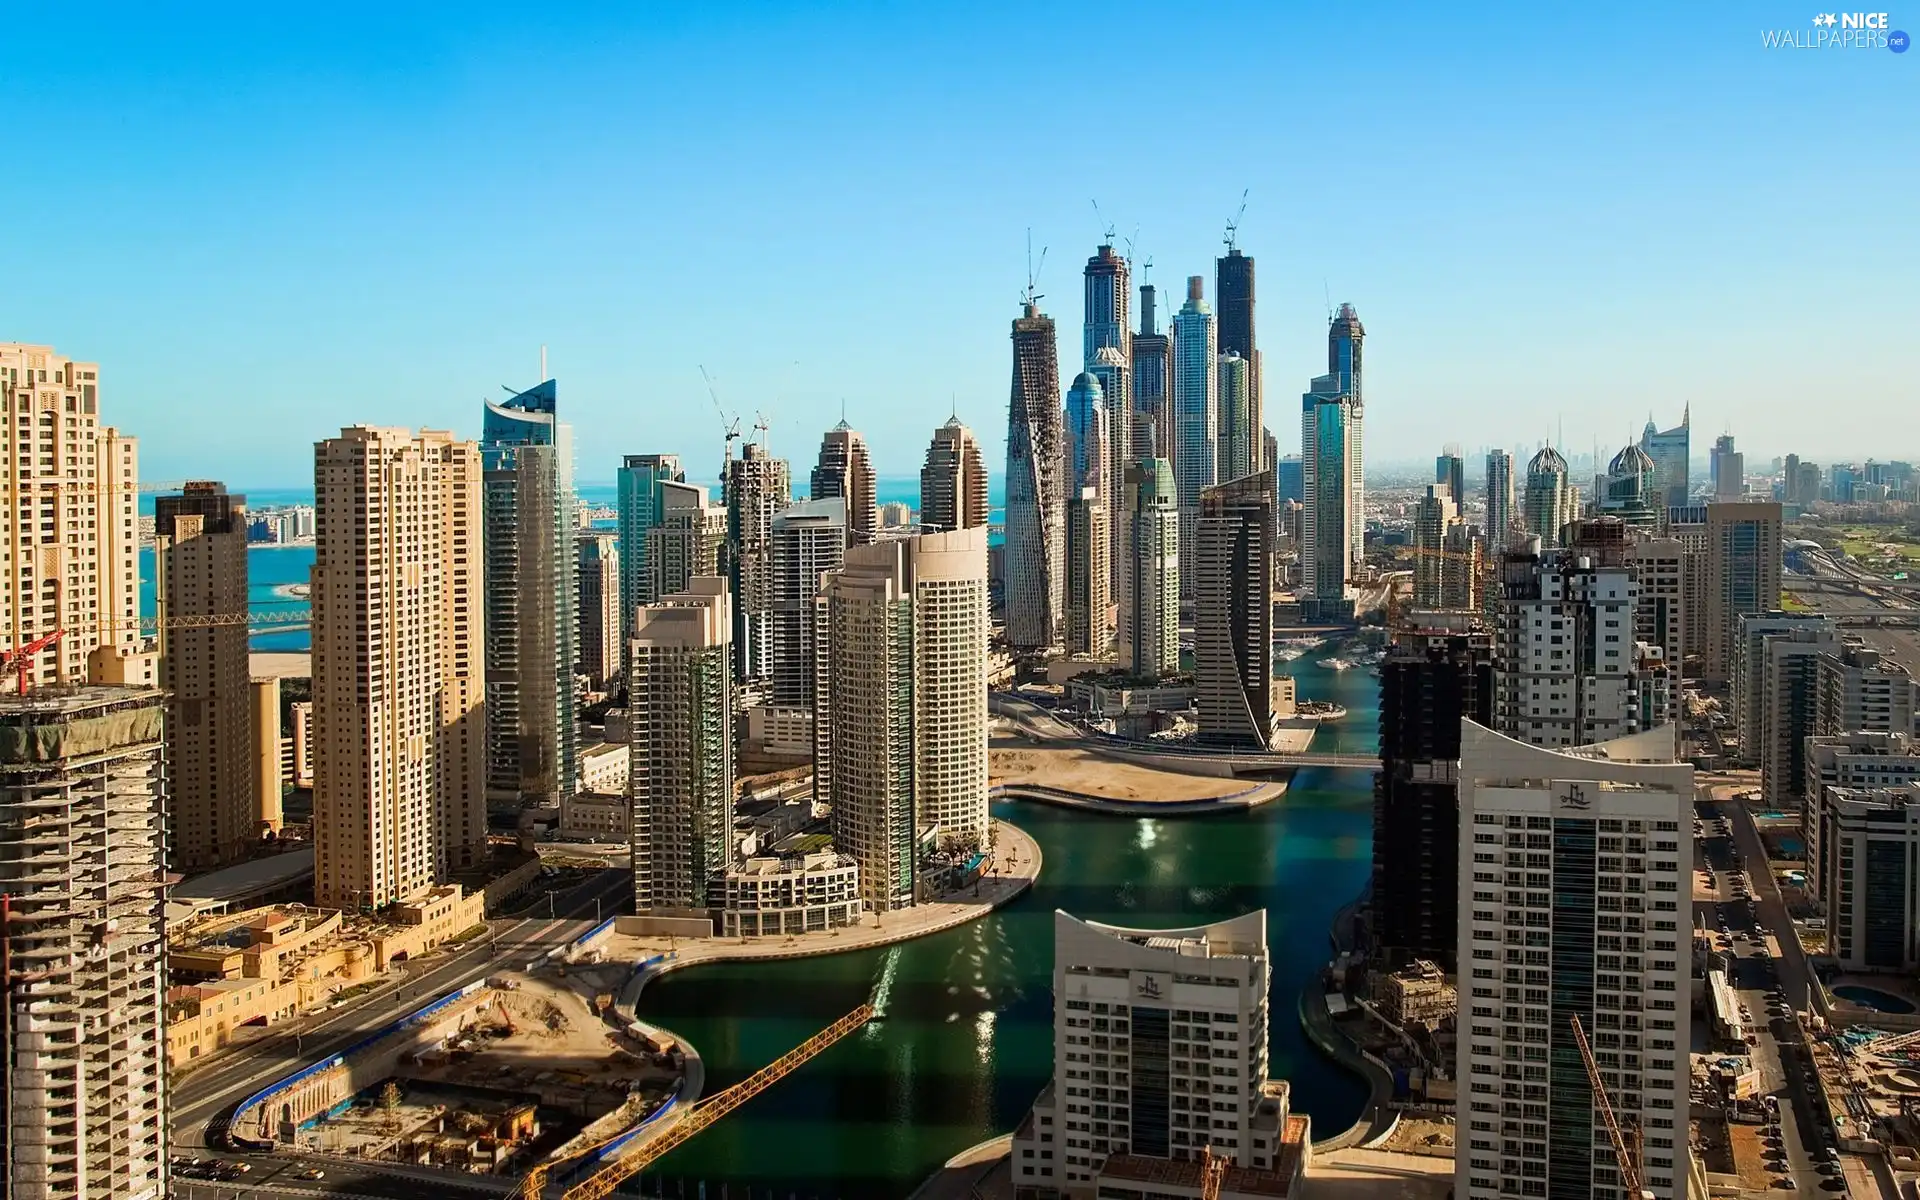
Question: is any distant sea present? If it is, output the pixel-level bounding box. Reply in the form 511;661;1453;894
147;477;1005;655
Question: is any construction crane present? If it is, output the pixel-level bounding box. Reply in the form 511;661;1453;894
2;609;312;642
1023;228;1048;309
751;411;771;447
514;1004;874;1200
1091;198;1116;245
0;628;64;693
1223;188;1249;252
1200;1145;1230;1200
1569;1015;1654;1200
699;365;741;481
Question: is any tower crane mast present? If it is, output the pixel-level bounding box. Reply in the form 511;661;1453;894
1570;1014;1655;1200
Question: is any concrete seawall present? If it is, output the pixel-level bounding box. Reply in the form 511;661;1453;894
991;780;1287;816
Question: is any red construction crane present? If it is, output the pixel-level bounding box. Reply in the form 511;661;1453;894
1;628;64;694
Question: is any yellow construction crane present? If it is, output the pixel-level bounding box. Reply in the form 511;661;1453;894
513;1004;873;1200
1569;1015;1654;1200
1200;1145;1229;1200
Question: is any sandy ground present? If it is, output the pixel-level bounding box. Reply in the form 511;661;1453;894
989;742;1248;801
1379;1118;1457;1157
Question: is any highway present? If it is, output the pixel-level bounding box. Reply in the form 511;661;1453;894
172;867;631;1153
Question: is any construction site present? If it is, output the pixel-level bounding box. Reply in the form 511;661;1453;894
291;969;683;1174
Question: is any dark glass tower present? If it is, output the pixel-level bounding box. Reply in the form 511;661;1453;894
1372;621;1495;968
1216;248;1259;467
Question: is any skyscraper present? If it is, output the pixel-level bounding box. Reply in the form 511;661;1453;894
1171;277;1219;598
812;420;877;547
724;441;792;684
482;380;578;807
1275;454;1304;506
769;497;846;708
617;453;685;637
1411;485;1462;611
1435;450;1465;507
1704;501;1784;681
1373;618;1495;968
1640;407;1691;507
1216;246;1260;470
1521;445;1571;547
1065;370;1108;501
1711;433;1745;498
1121;457;1180;679
1130;283;1173;462
1483;449;1514;548
1300;374;1360;621
576;531;621;691
0;343;141;689
1005;301;1066;651
155;481;255;870
1217;350;1255;482
1065;487;1110;658
0;685;169;1199
629;577;733;914
313;427;485;910
1328;304;1366;562
822;529;990;910
1082;242;1131;366
1088;345;1133;606
1455;722;1692;1200
919;417;988;533
650;479;726;601
1196;470;1276;750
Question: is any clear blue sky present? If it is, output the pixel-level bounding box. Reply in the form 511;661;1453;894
2;1;1911;487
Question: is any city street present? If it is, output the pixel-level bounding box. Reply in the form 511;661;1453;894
1707;792;1856;1194
171;867;630;1152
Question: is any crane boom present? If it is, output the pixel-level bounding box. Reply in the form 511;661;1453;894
514;1004;874;1200
1200;1145;1229;1200
1569;1015;1651;1199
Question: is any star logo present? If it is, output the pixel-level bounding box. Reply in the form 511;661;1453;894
1820;12;1839;25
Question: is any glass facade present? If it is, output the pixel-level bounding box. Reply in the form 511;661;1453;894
1128;1005;1171;1156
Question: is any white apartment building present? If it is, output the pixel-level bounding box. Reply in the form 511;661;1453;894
1065;487;1110;658
1730;611;1833;768
0;344;141;689
1818;643;1918;742
1751;623;1842;809
1;686;169;1200
1456;722;1692;1200
312;427;486;911
1009;909;1309;1200
1805;732;1920;901
1495;549;1670;748
822;528;989;911
629;577;733;914
719;851;862;938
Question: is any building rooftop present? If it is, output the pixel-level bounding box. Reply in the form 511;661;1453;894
172;846;315;904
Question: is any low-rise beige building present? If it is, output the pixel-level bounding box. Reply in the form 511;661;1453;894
1372;959;1456;1031
719;852;862;938
560;791;631;842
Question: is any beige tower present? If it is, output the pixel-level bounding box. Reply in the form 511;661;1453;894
1065;487;1111;657
311;427;485;911
0;344;140;689
822;528;989;911
1704;501;1784;681
628;577;733;914
919;417;989;533
648;480;726;602
251;676;285;834
155;482;256;870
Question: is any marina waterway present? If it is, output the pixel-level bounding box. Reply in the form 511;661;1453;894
630;648;1381;1197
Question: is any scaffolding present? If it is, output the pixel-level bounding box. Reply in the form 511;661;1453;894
0;685;170;1200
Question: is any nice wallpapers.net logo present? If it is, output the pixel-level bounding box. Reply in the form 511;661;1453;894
1762;11;1911;49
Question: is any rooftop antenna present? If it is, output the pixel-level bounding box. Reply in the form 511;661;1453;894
1224;188;1249;252
1323;279;1333;321
540;344;548;380
1023;228;1048;309
1091;199;1116;246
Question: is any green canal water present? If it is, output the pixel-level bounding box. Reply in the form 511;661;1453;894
632;648;1381;1198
